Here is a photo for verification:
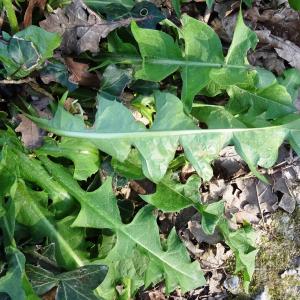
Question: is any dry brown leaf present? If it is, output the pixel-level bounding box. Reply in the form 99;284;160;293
148;291;166;300
40;0;132;54
15;114;44;149
256;30;300;70
23;0;47;27
245;7;300;47
15;97;51;149
64;57;100;87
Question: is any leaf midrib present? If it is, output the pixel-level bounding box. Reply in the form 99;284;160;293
231;85;295;109
31;119;296;140
98;53;253;70
79;196;202;283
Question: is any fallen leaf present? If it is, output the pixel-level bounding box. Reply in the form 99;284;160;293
15;114;44;149
278;194;296;213
23;0;47;27
148;291;166;300
15;97;51;149
245;7;300;47
64;57;100;87
256;30;300;70
188;220;222;244
40;0;133;54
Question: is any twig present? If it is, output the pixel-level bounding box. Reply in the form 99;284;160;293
0;78;34;84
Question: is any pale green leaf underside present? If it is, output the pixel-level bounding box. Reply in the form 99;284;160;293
31;91;300;184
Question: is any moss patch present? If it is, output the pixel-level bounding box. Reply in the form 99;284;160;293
249;208;300;299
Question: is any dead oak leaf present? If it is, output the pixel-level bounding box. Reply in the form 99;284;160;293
40;0;133;54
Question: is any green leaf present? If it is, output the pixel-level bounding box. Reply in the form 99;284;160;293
226;81;296;124
218;221;258;292
206;0;214;8
30;91;300;184
37;137;100;181
27;264;108;299
131;22;182;82
38;157;206;298
85;0;134;11
100;64;132;97
11;179;87;269
141;174;200;212
0;26;61;78
8;38;39;70
210;10;258;87
114;154;256;287
289;0;300;10
1;139;75;217
15;25;61;61
131;1;166;29
191;104;247;129
0;247;26;300
279;68;300;101
130;11;256;111
171;0;181;16
111;149;145;180
180;14;224;111
0;189;39;300
40;60;78;92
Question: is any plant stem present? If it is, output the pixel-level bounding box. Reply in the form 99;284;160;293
3;0;19;33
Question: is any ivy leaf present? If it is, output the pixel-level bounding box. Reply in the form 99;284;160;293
36;137;100;181
0;26;61;78
130;1;165;29
38;156;206;298
100;64;132;97
30;91;300;184
40;60;78;92
8;38;39;70
27;264;108;299
0;247;26;300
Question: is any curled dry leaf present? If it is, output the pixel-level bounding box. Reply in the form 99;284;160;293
40;0;133;54
15;114;44;149
245;7;300;47
15;97;51;149
23;0;47;27
256;30;300;70
64;57;100;87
